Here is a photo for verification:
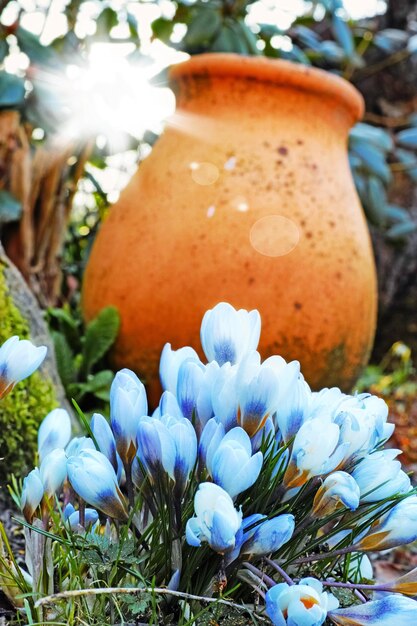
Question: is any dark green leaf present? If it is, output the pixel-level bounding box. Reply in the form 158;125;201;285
384;204;411;223
52;331;76;389
151;17;175;44
81;306;120;377
0;39;9;63
76;370;114;397
184;8;222;48
0;72;25;108
235;20;260;55
332;14;354;58
16;27;61;67
96;7;119;40
0;190;22;222
366;176;388;225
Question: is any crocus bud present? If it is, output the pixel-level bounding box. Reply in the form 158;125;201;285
90;412;118;471
356;495;417;552
21;468;44;522
0;336;47;398
207;427;263;499
176;359;218;427
67;449;128;520
110;368;148;466
39;448;67;497
312;471;360;518
266;578;339;626
64;504;99;530
200;302;261;366
241;513;295;557
136;416;176;482
329;595;417;626
199;418;225;471
159;343;199;393
161;415;197;493
352;449;411;503
38;408;72;461
186;483;242;554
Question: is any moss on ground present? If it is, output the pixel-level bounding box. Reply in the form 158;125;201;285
0;262;57;480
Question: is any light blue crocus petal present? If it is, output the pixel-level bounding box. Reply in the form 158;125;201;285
38;408;72;461
329;595;417;625
136;416;177;481
164;416;197;490
186;517;202;547
242;514;295;556
211;363;238;431
110;368;148;465
176;359;205;421
159;343;199;394
67;507;99;530
0;336;47;392
251;416;275;453
67;449;127;520
265;583;289;626
21;467;44;521
199;418;225;471
159;391;183;419
40;448;67;497
90;412;118;471
64;503;75;520
209;427;263;498
66;436;95;458
210;509;239;553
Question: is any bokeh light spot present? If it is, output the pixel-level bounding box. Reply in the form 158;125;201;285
249;215;300;257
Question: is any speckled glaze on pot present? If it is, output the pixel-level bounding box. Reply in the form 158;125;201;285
82;54;377;404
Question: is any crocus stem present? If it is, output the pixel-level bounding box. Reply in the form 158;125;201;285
124;463;135;509
242;562;275;588
291;545;356;565
264;558;294;585
79;500;85;528
321;580;396;593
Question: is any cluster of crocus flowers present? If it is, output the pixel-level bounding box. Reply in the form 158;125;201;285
14;302;417;625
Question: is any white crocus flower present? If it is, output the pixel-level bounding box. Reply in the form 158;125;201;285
200;302;260;366
0;336;47;398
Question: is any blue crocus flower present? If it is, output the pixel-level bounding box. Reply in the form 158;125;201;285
38;408;72;462
64;503;99;530
21;467;44;522
241;513;295;557
206;427;263;499
352;449;411;503
235;352;281;437
159;343;199;394
329;595;417;625
66;436;96;458
266;578;338;626
67;449;128;520
312;471;360;518
39;448;68;498
356;495;417;551
176;359;218;428
0;336;47;399
155;390;183;420
110;368;148;466
186;483;242;554
200;302;261;366
90;412;118;472
161;414;197;493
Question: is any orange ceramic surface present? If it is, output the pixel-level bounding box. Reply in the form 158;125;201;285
82;54;377;405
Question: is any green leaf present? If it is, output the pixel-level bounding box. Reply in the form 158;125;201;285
184;8;222;48
52;331;76;389
351;140;392;184
0;190;22;223
0;72;25;108
151;17;175;44
75;370;114;399
80;306;120;377
331;14;354;58
96;7;119;40
235;20;260;55
16;26;61;67
0;39;9;63
350;123;393;153
366;176;388;225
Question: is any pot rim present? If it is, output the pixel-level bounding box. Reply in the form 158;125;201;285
169;53;364;122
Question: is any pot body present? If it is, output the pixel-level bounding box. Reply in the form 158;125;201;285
82;54;377;402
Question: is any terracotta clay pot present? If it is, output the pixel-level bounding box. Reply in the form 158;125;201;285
82;53;377;403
